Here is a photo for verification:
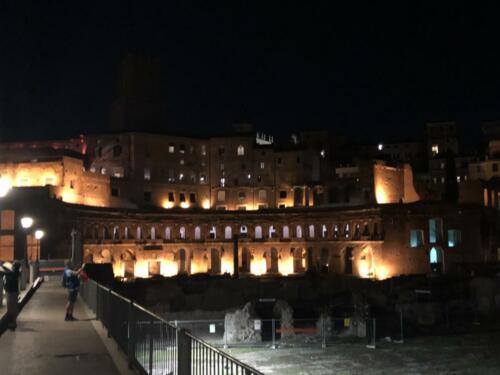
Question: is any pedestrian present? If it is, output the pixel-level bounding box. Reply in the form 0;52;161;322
0;261;21;330
62;260;84;321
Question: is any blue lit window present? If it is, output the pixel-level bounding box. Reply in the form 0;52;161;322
429;218;443;243
410;230;424;248
448;229;461;248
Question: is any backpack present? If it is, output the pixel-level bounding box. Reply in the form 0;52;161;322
61;270;67;288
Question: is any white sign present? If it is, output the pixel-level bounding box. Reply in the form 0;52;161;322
209;324;216;334
254;320;261;331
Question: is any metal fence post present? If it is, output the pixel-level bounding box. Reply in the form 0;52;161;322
149;318;154;375
322;317;326;349
127;300;135;369
272;319;276;349
107;288;112;338
400;309;404;343
177;329;192;375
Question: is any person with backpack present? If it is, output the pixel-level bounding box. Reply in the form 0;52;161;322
62;260;85;321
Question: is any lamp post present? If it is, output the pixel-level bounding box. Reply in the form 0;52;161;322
20;216;34;289
31;229;44;282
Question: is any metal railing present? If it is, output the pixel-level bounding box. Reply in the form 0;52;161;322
80;279;264;375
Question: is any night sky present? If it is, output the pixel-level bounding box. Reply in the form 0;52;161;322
1;2;499;143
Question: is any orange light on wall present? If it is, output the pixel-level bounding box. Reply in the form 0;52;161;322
162;201;174;209
375;184;388;204
180;202;190;209
160;260;178;277
250;258;267;276
202;199;211;209
133;261;149;278
278;256;294;276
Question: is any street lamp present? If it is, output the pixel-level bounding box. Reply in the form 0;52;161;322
20;216;34;229
19;217;34;289
35;230;44;261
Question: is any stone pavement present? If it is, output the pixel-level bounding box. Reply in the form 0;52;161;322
0;279;122;375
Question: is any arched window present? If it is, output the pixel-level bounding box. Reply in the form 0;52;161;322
225;226;232;240
179;226;186;240
237;145;245;156
240;225;248;236
322;225;327;238
282;226;290;239
113;226;120;240
308;224;315;238
165;227;171;241
136;226;142;240
333;224;339;239
269;225;277;238
194;226;201;240
344;224;350;238
296;225;303;239
209;226;216;239
255;226;263;239
124;227;129;240
151;227;156;240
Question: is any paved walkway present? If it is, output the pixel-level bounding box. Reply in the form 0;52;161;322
0;279;122;375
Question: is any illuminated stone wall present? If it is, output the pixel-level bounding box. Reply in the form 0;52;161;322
0;156;113;207
373;162;420;204
73;202;488;280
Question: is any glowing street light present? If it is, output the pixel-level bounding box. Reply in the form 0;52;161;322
35;230;45;240
20;217;34;229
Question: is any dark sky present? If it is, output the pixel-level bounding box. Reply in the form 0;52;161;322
1;1;499;143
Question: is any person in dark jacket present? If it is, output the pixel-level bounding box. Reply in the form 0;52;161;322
62;260;84;321
0;261;21;330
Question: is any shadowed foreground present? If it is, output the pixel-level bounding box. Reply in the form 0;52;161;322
0;279;120;375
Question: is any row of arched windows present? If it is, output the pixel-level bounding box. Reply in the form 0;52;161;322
86;221;381;242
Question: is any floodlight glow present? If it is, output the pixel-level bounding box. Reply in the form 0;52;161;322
35;230;45;240
20;217;34;229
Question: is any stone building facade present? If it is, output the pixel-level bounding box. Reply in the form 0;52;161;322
74;202;493;280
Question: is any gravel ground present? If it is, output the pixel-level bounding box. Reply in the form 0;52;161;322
224;332;500;375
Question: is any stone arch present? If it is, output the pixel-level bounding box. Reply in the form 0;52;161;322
358;246;374;278
179;226;186;240
100;249;112;263
240;225;248;237
210;248;222;274
136;226;143;240
150;226;157;240
121;249;136;277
